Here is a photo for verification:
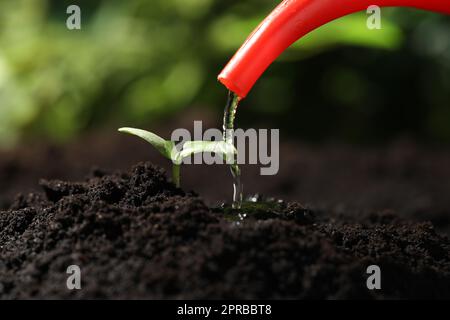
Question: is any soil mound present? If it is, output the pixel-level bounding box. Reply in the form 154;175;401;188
1;163;449;299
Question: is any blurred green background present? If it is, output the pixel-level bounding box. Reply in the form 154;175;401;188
0;0;449;148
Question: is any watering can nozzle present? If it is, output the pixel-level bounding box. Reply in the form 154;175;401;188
218;0;450;99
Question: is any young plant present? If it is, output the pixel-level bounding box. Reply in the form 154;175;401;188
118;127;237;188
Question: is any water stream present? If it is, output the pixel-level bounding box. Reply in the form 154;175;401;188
222;91;243;209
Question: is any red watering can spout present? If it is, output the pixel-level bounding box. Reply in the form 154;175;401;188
218;0;450;99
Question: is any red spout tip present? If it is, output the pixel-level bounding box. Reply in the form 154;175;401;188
218;75;247;99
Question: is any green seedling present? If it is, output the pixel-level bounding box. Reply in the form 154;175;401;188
118;127;237;188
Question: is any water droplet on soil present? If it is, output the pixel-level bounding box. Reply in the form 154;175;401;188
215;197;315;225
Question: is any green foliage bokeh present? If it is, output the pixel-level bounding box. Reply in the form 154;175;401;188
0;0;449;147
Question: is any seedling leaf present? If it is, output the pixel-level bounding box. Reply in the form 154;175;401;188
179;141;237;163
118;127;239;189
118;127;177;160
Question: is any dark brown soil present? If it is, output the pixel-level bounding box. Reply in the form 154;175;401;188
2;131;450;236
1;162;449;299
